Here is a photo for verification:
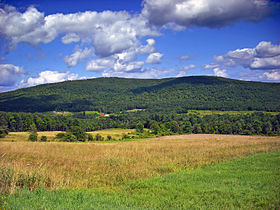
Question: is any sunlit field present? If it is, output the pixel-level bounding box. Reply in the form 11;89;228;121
1;133;279;194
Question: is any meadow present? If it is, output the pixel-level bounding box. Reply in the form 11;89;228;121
1;132;280;193
2;150;280;209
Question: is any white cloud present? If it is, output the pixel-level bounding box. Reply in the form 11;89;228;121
86;57;115;72
103;67;174;79
250;55;280;69
255;41;280;58
182;64;195;70
260;70;280;81
146;52;163;64
64;47;92;67
142;0;272;28
179;55;190;60
22;70;79;87
0;64;24;86
203;64;219;69
213;67;228;77
0;6;159;57
176;71;188;77
213;41;280;70
138;38;156;54
61;33;80;44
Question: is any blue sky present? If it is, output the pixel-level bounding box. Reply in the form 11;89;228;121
0;0;280;92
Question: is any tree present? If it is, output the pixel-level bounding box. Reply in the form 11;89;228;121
150;121;161;134
0;126;8;138
136;122;144;133
88;134;94;141
28;123;38;142
70;126;86;141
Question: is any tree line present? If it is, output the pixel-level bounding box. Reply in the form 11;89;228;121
0;111;279;137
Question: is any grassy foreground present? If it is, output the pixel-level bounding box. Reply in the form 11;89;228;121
1;135;280;190
3;151;280;209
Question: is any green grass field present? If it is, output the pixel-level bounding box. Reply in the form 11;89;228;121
187;110;280;116
3;151;280;209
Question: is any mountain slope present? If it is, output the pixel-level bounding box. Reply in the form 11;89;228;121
0;76;279;112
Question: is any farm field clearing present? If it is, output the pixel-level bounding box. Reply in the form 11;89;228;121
1;134;280;192
0;129;136;142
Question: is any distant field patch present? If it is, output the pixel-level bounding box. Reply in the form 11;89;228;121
188;110;280;116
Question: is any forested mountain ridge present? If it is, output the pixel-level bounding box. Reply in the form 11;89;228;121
0;76;279;113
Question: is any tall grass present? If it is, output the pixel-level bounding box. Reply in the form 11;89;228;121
1;134;280;192
5;151;280;209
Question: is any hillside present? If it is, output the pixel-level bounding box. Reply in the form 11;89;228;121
0;76;279;112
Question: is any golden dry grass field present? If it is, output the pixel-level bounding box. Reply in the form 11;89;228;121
1;132;280;194
0;129;135;142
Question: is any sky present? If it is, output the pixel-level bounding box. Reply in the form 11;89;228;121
0;0;280;92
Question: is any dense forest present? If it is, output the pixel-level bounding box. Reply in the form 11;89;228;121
1;111;279;136
0;76;279;113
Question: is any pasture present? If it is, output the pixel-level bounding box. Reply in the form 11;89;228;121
1;134;280;192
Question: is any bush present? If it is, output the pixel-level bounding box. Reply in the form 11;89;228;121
28;124;38;142
28;133;37;142
56;133;65;139
106;135;112;141
63;133;77;142
40;136;47;142
95;134;104;141
88;134;94;141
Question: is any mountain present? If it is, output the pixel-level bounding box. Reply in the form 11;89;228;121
0;76;279;113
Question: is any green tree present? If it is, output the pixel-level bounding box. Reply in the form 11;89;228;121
0;126;8;138
88;134;94;141
136;122;144;133
150;121;161;134
28;123;38;142
70;126;86;141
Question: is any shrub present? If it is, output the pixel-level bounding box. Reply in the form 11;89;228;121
40;136;47;142
88;134;94;141
55;133;65;139
63;133;77;142
106;135;112;141
28;124;38;142
28;133;38;142
95;134;104;141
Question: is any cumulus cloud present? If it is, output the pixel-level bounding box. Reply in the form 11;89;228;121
213;67;228;77
260;70;280;81
214;41;280;70
0;64;24;86
138;38;156;54
0;6;158;56
61;33;80;44
146;52;163;64
142;0;272;28
21;70;79;87
204;41;280;79
64;47;92;67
